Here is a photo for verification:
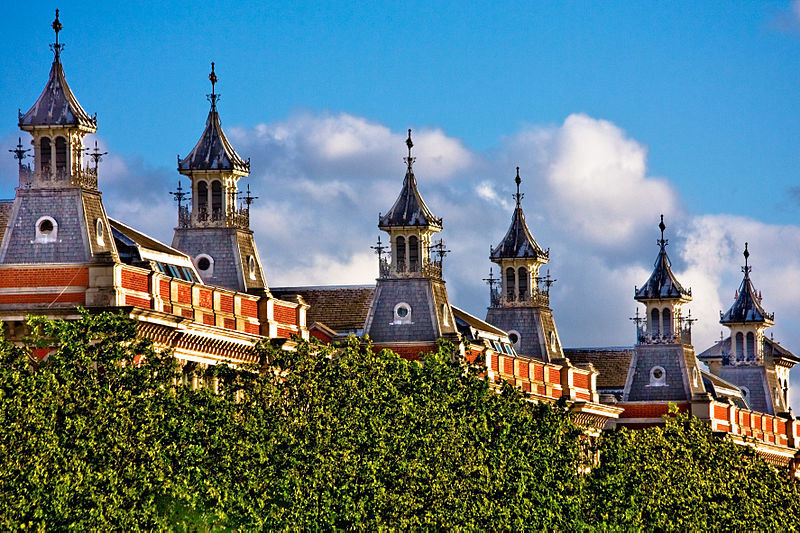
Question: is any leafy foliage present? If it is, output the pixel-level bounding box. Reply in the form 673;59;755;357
0;311;798;530
583;406;800;530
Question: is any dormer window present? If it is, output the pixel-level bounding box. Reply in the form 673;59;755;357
95;218;104;246
508;329;521;349
196;254;214;277
34;216;58;243
248;256;256;279
393;302;412;325
649;366;667;387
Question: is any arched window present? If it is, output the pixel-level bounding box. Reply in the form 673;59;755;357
506;267;515;302
518;267;528;301
746;332;755;360
197;181;208;216
55;136;67;172
662;308;672;338
650;308;660;337
40;137;51;173
409;236;419;272
735;332;744;360
35;216;58;243
395;236;406;272
211;181;223;218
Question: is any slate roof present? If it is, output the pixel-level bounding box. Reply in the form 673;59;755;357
635;242;691;301
20;59;96;131
109;218;189;258
379;169;441;228
271;285;376;334
563;347;635;390
491;206;549;261
698;337;799;366
451;305;509;339
721;275;773;325
0;200;12;245
179;108;249;173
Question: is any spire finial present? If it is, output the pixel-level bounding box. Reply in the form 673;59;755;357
207;62;219;109
50;9;64;60
404;128;415;172
657;214;668;249
742;242;751;278
9;137;30;167
513;166;524;208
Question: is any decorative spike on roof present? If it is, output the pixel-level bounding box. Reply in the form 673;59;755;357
721;243;774;324
19;10;96;132
490;167;549;261
379;129;442;228
178;62;250;174
635;215;692;301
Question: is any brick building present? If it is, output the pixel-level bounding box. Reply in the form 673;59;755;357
0;11;307;372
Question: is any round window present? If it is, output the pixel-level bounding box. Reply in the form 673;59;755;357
652;368;664;380
39;219;54;234
197;257;211;271
248;256;256;278
508;332;519;344
397;306;409;318
95;219;103;238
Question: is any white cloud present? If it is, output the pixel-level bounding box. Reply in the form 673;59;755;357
81;110;800;410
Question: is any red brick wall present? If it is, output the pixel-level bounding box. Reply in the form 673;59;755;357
203;314;215;326
503;357;513;375
491;354;499;371
274;304;296;325
125;294;150;309
244;322;259;335
0;267;89;288
223;318;235;330
182;308;193;318
548;368;560;384
177;284;191;304
159;280;170;297
240;299;258;318
576;391;592;401
121;269;149;293
533;363;544;382
518;361;529;380
219;294;234;314
277;326;294;338
620;403;689;419
573;372;590;390
714;405;729;421
0;292;85;305
198;289;213;309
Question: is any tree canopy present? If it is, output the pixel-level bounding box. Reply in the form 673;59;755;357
0;310;798;530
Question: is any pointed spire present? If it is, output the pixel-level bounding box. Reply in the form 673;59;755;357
658;214;667;249
207;61;219;109
513;166;523;208
379;129;441;228
742;242;751;279
635;215;691;301
721;242;773;325
178;62;249;173
404;129;415;172
50;9;63;60
490;167;548;261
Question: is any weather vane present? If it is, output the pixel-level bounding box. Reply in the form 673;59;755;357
513;167;524;208
404;129;415;171
86;140;107;170
742;242;751;278
241;183;258;207
207;62;219;108
9;138;30;166
170;180;189;212
658;214;668;248
50;9;64;59
371;236;388;262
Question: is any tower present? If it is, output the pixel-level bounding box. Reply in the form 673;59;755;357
633;215;693;344
623;216;706;402
0;10;118;270
363;130;459;356
171;63;268;294
484;168;563;362
698;244;798;414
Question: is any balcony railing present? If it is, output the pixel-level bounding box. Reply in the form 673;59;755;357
177;206;250;230
636;325;692;346
489;285;551;308
377;257;443;280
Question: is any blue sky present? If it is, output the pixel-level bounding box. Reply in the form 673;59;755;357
2;2;800;220
3;2;800;402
